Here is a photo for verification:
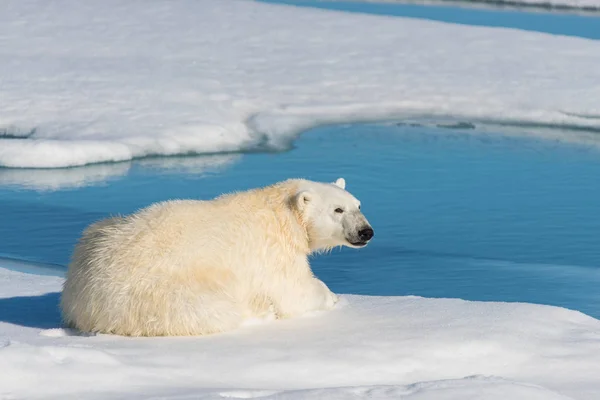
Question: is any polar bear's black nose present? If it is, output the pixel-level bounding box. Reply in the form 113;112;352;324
358;227;374;241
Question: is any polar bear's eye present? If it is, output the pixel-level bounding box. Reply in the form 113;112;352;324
335;207;344;214
358;205;361;210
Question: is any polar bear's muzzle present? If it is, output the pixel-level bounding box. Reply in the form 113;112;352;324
347;225;374;247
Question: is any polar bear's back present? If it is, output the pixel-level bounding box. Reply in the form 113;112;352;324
61;201;239;334
59;182;306;336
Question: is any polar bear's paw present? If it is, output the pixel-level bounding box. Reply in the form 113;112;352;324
262;304;278;321
241;304;278;328
313;278;339;310
325;290;339;309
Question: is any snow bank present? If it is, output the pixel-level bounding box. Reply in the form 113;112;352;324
1;264;599;400
1;0;600;168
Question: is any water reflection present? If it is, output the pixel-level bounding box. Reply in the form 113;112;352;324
0;154;239;191
135;154;240;175
0;163;131;191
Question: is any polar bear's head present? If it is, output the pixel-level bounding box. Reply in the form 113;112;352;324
293;178;374;252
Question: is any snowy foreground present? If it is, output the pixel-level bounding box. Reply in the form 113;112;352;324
2;0;600;168
1;264;600;400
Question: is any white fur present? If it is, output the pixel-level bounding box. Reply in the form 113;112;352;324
60;178;372;336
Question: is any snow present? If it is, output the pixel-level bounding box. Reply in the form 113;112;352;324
2;0;600;168
1;262;600;400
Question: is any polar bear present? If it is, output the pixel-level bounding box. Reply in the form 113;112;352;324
60;177;374;337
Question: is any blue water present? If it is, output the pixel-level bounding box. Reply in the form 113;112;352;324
261;0;600;40
1;124;600;317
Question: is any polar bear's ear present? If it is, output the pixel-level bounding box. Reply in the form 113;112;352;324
333;177;346;190
293;190;313;211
